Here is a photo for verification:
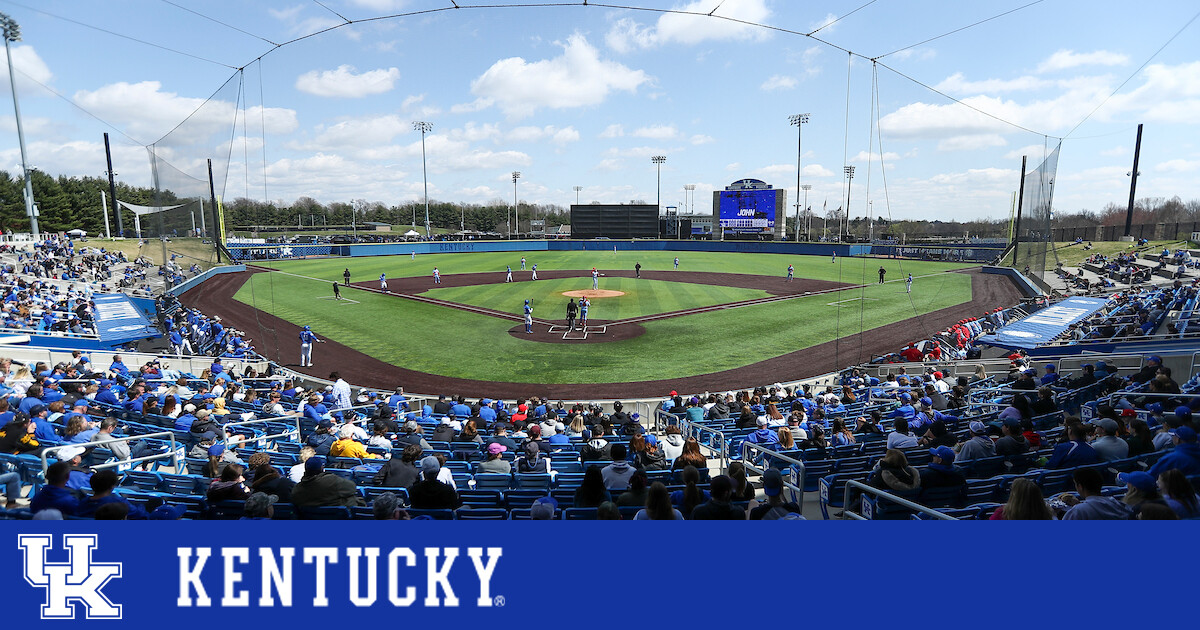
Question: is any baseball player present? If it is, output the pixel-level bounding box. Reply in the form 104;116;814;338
878;266;886;284
299;325;324;367
635;262;641;278
332;282;341;300
520;257;526;270
906;273;913;294
531;263;538;281
506;265;513;282
832;251;837;264
433;267;441;284
579;297;590;329
566;298;578;331
673;256;679;270
380;272;388;292
343;268;351;286
787;264;794;281
524;299;534;334
592;267;599;290
411;251;416;260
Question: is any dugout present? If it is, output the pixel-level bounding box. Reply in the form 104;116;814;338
570;204;660;239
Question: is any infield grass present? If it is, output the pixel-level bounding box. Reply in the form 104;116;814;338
232;252;975;384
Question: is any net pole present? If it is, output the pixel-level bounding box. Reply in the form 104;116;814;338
1012;155;1027;268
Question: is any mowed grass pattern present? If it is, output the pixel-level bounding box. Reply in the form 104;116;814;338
424;276;771;319
233;253;974;383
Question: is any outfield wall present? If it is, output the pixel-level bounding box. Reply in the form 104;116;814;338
226;239;1004;261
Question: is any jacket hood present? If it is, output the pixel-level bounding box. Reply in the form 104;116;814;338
663;434;685;447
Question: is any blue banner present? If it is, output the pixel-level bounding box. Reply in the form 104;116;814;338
978;296;1109;349
0;521;1182;629
92;294;158;345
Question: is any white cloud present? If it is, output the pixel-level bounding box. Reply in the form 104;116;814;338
347;0;408;10
295;114;410;151
849;151;901;163
934;73;1052;94
725;162;742;172
73;81;297;145
599;124;625;138
803;164;835;177
450;98;494;114
1155;159;1200;174
295;65;400;98
1104;62;1200;124
595;158;622;172
632;124;678;140
605;0;771;53
1038;49;1130;73
690;134;715;145
0;45;53;93
470;34;650;118
937;134;1007;152
1004;144;1059;161
809;13;839;34
761;75;797;91
506;125;580;145
1100;146;1127;157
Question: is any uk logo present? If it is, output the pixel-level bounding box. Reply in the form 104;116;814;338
18;534;123;620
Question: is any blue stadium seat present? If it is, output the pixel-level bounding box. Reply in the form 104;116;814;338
296;506;351;520
514;473;552;490
455;508;508;520
408;508;455;520
474;473;512;490
563;507;598;520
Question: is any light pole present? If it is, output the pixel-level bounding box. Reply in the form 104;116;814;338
651;156;666;214
573;185;582;206
801;184;812;240
511;171;521;239
413;121;432;238
788;113;809;243
684;184;695;239
868;200;874;241
843;165;855;242
2;13;38;239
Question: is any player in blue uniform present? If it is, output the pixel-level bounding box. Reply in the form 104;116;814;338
379;273;388;292
673;256;679;270
299;325;323;367
523;300;534;333
506;265;512;282
531;263;538;280
906;274;913;294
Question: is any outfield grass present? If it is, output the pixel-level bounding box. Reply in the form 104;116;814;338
232;252;975;383
425;276;771;319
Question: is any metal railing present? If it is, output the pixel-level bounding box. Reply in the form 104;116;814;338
841;479;957;520
40;432;180;475
220;415;301;448
739;440;805;504
664;410;729;472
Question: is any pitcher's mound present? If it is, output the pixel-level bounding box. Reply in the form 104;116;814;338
562;289;625;298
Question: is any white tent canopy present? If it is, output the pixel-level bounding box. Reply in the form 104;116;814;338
404;229;420;237
116;200;188;238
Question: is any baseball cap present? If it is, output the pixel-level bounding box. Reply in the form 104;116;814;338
1175;406;1193;421
930;446;956;463
316;420;334;432
305;456;326;472
919;397;933;406
1117;471;1157;493
1170;426;1197;442
756;417;769;427
1148;403;1163;414
1120;408;1137;417
1095;418;1119;434
149;504;187;520
762;468;784;497
643;434;658;447
1002;418;1021;430
29;404;46;415
57;445;85;461
208;444;226;457
669;390;678;397
98;379;113;387
419;455;441;475
487;442;507;455
899;393;911;402
530;496;558;519
1148;355;1162;364
933;371;943;379
969;421;987;434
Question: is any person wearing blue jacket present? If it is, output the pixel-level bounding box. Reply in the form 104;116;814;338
1046;424;1100;469
29;462;80;516
889;393;916;421
299;325;322;368
1148;426;1200;477
94;379;120;406
74;470;147;519
30;406;57;442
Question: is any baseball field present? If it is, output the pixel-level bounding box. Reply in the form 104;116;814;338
174;248;1024;397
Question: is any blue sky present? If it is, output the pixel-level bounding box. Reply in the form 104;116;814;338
0;0;1197;222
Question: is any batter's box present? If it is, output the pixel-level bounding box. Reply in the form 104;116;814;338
562;329;589;340
547;325;576;333
583;325;607;334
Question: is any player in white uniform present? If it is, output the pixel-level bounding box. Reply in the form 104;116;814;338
592;267;599;290
411;251;415;260
506;265;512;282
906;274;913;293
787;264;794;281
520;257;526;270
433;267;441;284
299;325;323;367
523;300;533;333
674;257;679;270
531;263;538;281
379;273;388;292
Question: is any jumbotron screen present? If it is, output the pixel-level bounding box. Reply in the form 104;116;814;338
718;189;777;233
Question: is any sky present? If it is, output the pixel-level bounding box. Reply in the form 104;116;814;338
0;0;1198;223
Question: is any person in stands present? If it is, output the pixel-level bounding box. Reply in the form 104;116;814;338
691;475;745;520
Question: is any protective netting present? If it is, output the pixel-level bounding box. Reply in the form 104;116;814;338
141;73;241;245
1012;141;1061;283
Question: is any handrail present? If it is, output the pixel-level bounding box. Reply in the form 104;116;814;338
739;440;805;504
666;410;728;472
842;479;957;520
220;415;302;447
40;431;180;475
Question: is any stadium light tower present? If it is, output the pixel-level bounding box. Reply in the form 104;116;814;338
2;13;38;239
789;113;809;242
413;121;433;238
801;184;812;241
651;155;666;214
573;185;583;206
512;171;521;238
684;184;696;215
843;165;855;242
